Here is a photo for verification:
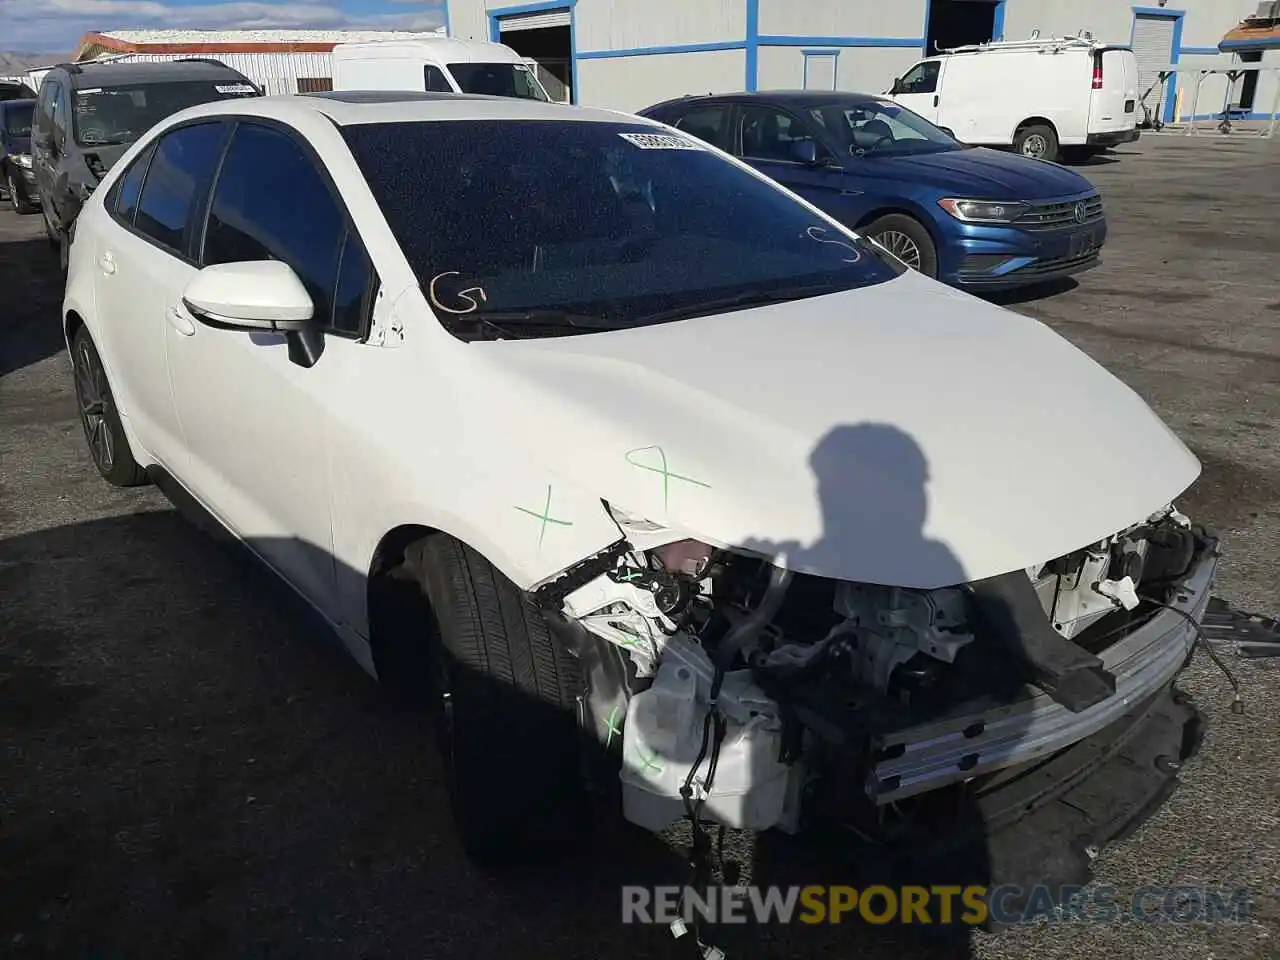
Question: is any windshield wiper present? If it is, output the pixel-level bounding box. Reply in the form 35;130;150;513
636;283;844;326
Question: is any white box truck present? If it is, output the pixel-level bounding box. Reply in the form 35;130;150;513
886;34;1140;163
332;37;553;102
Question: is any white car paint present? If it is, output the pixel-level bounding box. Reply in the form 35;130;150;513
64;94;1196;679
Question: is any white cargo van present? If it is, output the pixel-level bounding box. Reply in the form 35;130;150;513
886;35;1140;163
332;37;552;102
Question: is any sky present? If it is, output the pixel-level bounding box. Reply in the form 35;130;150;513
0;0;447;53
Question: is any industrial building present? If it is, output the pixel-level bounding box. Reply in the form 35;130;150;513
443;0;1280;123
24;28;448;96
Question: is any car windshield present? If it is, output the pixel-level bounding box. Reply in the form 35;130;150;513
72;80;258;146
446;62;549;101
4;102;33;136
342;119;906;340
809;99;961;157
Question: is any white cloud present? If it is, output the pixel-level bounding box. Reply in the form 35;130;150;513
0;0;443;52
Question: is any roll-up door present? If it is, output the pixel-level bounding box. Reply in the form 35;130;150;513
1132;14;1176;122
497;8;571;32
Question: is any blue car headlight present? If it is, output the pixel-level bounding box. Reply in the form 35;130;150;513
937;198;1029;224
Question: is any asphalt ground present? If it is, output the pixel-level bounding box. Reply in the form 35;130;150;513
1;134;1277;960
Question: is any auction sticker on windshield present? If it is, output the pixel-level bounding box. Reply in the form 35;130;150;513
618;132;704;151
216;84;257;94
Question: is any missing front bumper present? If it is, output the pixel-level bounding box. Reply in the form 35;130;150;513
867;540;1218;804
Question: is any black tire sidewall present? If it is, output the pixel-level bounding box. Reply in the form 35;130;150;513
865;213;939;278
70;328;147;487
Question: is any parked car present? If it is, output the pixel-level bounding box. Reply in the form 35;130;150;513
64;92;1218;893
0;98;38;214
333;37;552;101
0;79;37;102
886;35;1141;163
31;59;261;270
639;90;1108;292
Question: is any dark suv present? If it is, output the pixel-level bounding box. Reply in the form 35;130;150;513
0;99;38;214
31;59;261;268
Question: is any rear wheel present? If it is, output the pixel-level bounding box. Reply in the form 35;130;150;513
403;534;589;866
1014;123;1060;162
863;214;938;278
69;326;149;487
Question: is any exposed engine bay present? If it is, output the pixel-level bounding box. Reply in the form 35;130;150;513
538;503;1217;838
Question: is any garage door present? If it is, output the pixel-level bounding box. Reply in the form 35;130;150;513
1132;14;1176;122
497;7;570;31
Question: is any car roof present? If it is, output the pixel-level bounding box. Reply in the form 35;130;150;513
644;90;888;113
52;59;252;88
173;91;654;128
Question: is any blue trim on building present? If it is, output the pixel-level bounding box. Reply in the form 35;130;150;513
487;0;576;41
745;0;761;92
575;40;747;60
1179;46;1223;56
992;1;1007;42
437;1;452;37
1130;7;1186;126
921;1;933;54
757;35;924;48
1182;110;1279;120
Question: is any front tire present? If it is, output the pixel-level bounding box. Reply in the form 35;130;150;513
863;213;939;278
7;173;37;215
1014;123;1060;162
70;327;149;487
405;534;589;866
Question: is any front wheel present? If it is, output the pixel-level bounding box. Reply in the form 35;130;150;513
1014;123;1060;163
863;214;938;278
7;173;37;215
403;534;590;866
69;327;149;487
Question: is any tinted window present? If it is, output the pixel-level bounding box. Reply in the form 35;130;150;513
134;122;228;253
898;61;940;95
342;120;903;342
35;82;56;135
203;123;346;329
424;65;453;92
673;106;732;151
333;231;374;335
114;141;156;224
447;62;548;100
73;80;257;147
740;105;828;163
809;99;959;157
4;102;33;136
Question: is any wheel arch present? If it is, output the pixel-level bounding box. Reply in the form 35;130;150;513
64;307;85;351
853;205;942;248
1013;116;1059;141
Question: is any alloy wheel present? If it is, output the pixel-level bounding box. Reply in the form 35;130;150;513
875;230;924;271
7;176;17;212
72;338;115;473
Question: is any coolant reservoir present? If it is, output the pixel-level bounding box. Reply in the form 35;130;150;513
620;660;792;833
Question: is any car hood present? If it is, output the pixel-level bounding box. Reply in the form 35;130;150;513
857;147;1096;200
466;270;1199;589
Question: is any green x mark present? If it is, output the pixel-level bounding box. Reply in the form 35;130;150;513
604;704;624;750
513;485;574;547
635;746;664;777
625;445;711;511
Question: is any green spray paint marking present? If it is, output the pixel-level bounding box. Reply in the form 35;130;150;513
604;705;624;750
513;485;574;547
635;746;664;777
624;445;711;511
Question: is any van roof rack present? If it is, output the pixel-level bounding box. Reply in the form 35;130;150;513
939;32;1103;55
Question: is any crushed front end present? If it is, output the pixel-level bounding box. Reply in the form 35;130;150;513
539;504;1220;847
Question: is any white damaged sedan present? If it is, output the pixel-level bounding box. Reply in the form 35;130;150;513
64;92;1222;878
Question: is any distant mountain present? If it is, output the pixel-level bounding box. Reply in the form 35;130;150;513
0;52;69;76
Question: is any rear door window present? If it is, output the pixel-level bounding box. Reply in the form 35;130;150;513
112;141;157;225
132;121;228;255
672;106;734;151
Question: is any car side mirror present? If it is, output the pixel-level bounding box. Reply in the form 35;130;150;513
890;78;905;95
790;138;820;165
937;126;957;139
182;261;324;368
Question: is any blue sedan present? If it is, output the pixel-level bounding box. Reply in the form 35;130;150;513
637;91;1107;292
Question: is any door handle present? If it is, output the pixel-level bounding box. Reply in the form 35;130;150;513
98;251;116;275
165;306;197;337
933;95;940;107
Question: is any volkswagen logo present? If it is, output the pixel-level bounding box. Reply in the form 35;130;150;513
1073;201;1089;224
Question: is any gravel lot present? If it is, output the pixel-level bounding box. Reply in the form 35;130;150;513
1;134;1277;960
